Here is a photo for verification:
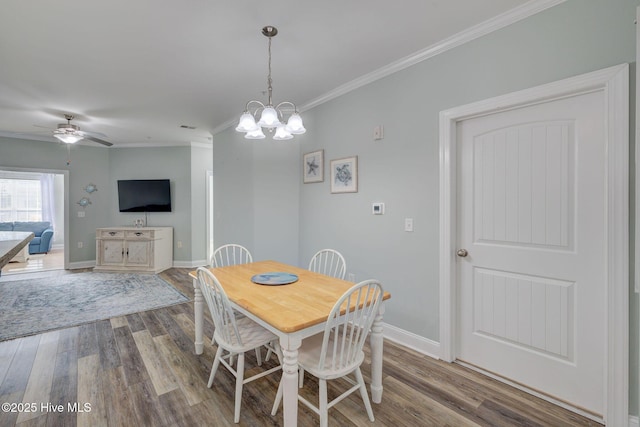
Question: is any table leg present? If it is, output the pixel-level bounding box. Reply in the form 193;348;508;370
193;278;204;355
369;304;385;403
281;336;301;427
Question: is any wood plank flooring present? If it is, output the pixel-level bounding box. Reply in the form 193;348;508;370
0;268;602;426
1;248;64;276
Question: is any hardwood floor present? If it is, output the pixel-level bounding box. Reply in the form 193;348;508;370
0;268;602;426
1;248;64;276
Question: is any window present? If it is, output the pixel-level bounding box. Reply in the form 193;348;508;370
0;178;42;222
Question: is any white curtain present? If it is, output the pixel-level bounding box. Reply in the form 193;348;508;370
40;173;56;224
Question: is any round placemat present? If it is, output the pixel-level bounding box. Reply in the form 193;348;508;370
251;272;299;286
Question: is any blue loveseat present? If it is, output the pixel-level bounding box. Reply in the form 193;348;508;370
0;221;54;254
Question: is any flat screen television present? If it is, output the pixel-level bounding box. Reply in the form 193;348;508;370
117;179;172;212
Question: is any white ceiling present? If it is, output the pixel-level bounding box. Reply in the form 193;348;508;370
0;0;547;148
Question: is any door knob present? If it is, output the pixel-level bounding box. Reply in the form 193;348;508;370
456;249;468;257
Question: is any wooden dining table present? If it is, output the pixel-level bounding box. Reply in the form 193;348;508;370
190;260;391;427
0;231;34;276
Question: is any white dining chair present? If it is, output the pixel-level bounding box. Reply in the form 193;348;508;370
210;244;253;268
271;279;384;427
266;248;348;364
197;267;282;424
278;248;347;371
209;244;257;361
308;249;346;280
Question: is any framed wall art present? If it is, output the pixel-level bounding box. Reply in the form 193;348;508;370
303;149;324;183
330;156;358;193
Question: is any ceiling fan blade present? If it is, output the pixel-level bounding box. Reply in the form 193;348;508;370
34;123;108;138
84;135;113;147
81;129;108;138
11;130;52;135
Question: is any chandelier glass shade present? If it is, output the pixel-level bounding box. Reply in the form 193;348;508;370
236;26;305;141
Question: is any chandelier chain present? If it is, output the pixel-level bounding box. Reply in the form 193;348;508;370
267;36;273;106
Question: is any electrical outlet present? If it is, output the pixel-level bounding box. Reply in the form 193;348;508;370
348;273;356;282
77;211;85;218
77;241;83;248
177;241;183;248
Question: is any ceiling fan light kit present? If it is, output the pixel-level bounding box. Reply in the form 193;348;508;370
53;131;83;144
51;114;113;146
53;114;83;144
236;26;306;141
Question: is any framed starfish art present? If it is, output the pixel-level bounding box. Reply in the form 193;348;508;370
303;149;324;183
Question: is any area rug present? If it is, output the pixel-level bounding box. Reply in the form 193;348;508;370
0;272;189;341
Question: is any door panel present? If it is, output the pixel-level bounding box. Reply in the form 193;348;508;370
457;90;605;415
473;121;573;249
472;268;574;360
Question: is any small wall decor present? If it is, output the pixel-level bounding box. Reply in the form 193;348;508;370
303;149;324;183
84;183;98;193
77;197;92;207
330;156;358;193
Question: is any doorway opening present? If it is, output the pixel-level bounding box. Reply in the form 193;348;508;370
0;167;68;276
206;170;214;265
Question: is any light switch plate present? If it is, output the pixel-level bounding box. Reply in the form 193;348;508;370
404;218;414;232
373;125;384;140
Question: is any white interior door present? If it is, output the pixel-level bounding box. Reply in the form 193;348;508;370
440;64;628;425
456;89;608;416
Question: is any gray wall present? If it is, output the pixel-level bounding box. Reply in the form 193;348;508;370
252;142;301;265
210;134;255;251
0;138;111;263
0;138;212;265
212;0;640;414
211;133;301;265
108;146;192;262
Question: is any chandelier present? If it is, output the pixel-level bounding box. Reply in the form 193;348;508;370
236;26;306;140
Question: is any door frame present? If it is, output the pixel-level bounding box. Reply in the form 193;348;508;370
439;64;629;425
0;166;69;271
205;169;214;265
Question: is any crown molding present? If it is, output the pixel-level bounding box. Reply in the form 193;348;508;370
211;118;237;136
190;141;213;149
301;0;567;112
214;0;567;136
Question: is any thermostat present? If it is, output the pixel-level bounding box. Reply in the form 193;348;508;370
372;202;385;215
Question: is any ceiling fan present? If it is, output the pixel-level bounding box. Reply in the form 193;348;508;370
50;114;112;146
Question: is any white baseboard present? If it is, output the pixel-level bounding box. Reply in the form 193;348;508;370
630;415;639;427
173;259;207;269
70;259;206;270
68;260;96;270
382;322;440;360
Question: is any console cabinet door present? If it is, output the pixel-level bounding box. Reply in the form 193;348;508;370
125;240;151;267
101;240;124;265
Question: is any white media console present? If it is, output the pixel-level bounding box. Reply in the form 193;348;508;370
94;226;173;273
